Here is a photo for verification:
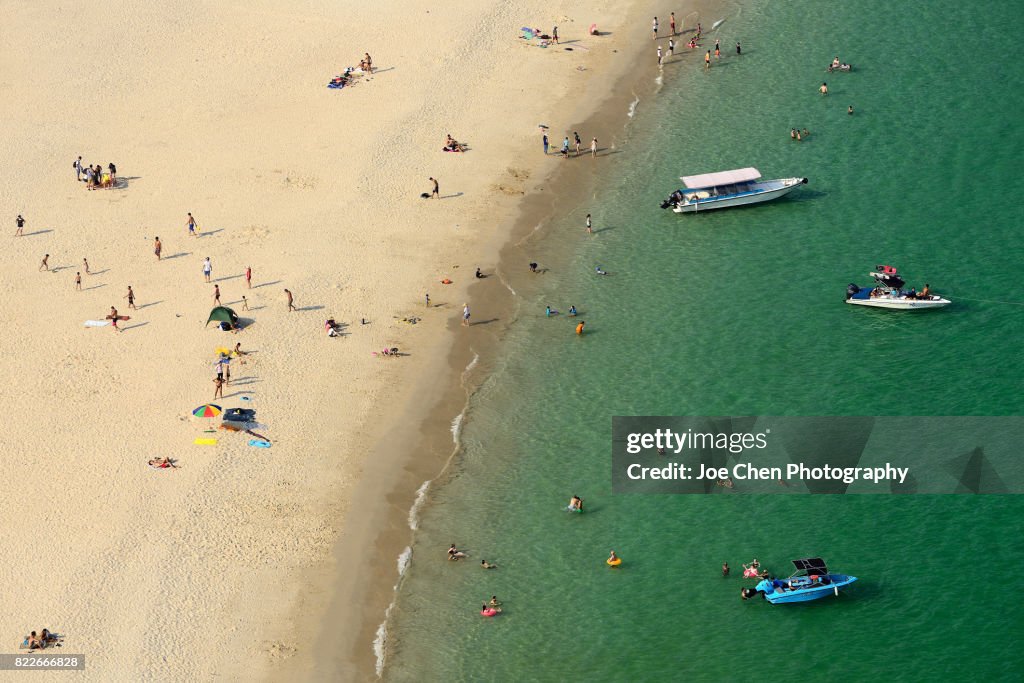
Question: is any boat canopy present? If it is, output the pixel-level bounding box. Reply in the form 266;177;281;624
792;557;828;573
680;167;761;189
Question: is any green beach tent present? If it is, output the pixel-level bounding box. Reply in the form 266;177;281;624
206;306;239;328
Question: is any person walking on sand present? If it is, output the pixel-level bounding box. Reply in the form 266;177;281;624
552;26;559;44
187;212;197;236
652;16;658;40
591;137;598;158
574;131;581;156
705;50;711;69
285;288;295;311
74;156;83;181
462;303;470;326
125;285;137;310
241;295;249;311
15;214;25;236
110;306;122;333
820;82;828;95
39;254;49;271
670;12;676;36
203;257;212;282
83;258;91;275
668;38;675;56
213;284;221;305
586;213;593;234
75;272;82;291
154;236;162;260
425;292;430;308
213;375;224;400
429;177;439;199
543;133;549;155
245;266;252;288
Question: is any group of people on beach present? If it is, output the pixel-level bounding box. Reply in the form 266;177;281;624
73;156;117;189
541;129;598;159
22;628;59;650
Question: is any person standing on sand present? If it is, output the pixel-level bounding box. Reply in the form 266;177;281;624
668;38;675;56
543;133;549;155
670;12;676;36
552;26;559;44
245;266;252;288
285;288;295;311
39;254;49;271
657;45;663;66
429;177;439;199
154;236;162;260
75;272;82;291
213;375;224;400
187;212;197;236
125;286;137;310
652;16;658;40
74;156;83;181
574;131;581;156
591;137;598;158
425;292;430;307
15;214;25;236
586;213;593;234
213;284;221;305
203;257;212;282
83;258;91;275
462;303;470;326
820;82;828;95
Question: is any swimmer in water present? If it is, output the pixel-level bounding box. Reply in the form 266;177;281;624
575;321;585;335
568;495;583;511
723;562;730;577
595;266;608;276
489;595;502;607
545;305;552;317
568;305;577;316
481;559;498;569
448;544;467;561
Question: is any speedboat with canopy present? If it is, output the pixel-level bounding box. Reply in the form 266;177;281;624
741;557;857;604
660;167;807;213
845;265;950;310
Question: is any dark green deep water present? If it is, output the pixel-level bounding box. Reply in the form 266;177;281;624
384;1;1024;680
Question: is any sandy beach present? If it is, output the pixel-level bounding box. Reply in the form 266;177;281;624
0;0;658;679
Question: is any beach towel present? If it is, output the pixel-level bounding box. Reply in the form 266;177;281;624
193;438;217;445
84;320;110;327
249;440;272;448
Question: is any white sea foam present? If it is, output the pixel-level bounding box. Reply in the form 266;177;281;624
373;546;413;677
465;352;479;374
450;412;464;445
627;95;640;118
408;481;430;530
397;545;412;577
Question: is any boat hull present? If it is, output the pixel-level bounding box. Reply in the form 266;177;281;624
756;574;857;604
846;297;951;310
672;177;806;213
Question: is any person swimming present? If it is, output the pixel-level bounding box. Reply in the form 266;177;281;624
567;495;584;511
568;305;577;316
595;266;608;275
722;562;730;577
448;544;467;561
480;559;498;569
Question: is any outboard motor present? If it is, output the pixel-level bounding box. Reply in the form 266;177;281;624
660;198;672;209
740;588;764;601
846;283;860;300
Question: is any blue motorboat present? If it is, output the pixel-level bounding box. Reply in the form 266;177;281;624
741;558;856;604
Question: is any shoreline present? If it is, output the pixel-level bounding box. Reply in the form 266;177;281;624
299;1;710;679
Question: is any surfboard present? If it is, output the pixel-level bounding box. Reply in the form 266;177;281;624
105;315;131;321
84;320;110;327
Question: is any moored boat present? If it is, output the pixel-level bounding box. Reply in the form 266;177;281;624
845;265;950;310
660;167;807;213
741;557;856;604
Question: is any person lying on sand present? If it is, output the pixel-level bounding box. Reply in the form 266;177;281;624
444;135;467;153
148;457;178;469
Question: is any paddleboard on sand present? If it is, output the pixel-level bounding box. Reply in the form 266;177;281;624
249;440;271;448
84;320;110;327
194;438;217;445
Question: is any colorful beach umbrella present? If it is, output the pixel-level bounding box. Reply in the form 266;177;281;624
193;404;222;418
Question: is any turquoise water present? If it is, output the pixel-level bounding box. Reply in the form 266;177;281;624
384;0;1024;680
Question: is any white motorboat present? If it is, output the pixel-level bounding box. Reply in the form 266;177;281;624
660;167;807;213
845;265;951;310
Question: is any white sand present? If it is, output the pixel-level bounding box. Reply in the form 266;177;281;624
0;0;649;678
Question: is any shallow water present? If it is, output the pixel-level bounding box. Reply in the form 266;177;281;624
384;0;1024;680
